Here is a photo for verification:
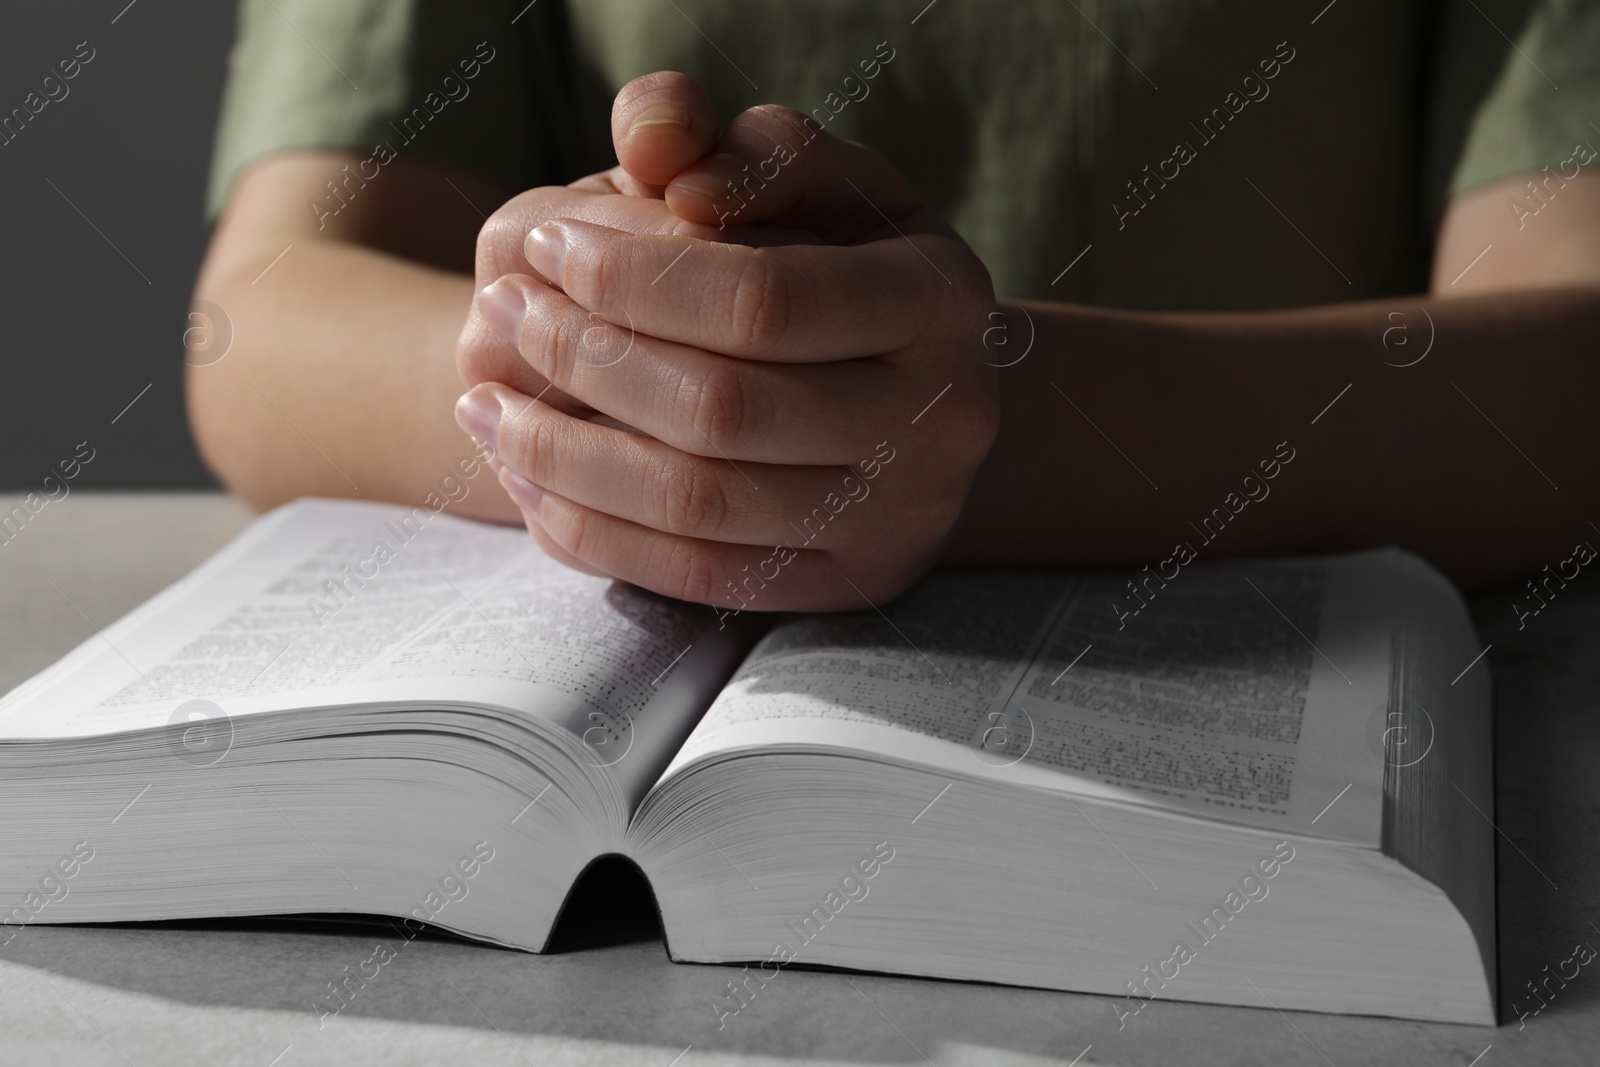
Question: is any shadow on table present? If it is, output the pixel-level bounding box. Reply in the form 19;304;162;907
1;853;1109;1063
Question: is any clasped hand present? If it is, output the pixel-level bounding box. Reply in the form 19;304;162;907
454;73;998;611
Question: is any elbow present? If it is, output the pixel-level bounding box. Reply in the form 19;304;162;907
185;227;263;509
184;356;282;514
182;272;293;514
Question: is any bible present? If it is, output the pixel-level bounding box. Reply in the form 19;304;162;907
0;498;1495;1025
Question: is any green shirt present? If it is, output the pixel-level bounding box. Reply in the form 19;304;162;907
207;0;1600;309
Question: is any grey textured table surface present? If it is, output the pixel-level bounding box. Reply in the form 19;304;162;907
2;492;1596;1066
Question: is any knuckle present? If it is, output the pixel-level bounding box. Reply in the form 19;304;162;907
910;245;991;342
656;459;727;537
454;321;494;386
902;275;942;340
749;102;807;126
478;186;572;280
748;103;817;143
552;499;601;563
656;537;724;605
477;201;536;280
522;294;581;385
681;362;759;455
564;236;617;313
506;409;558;485
726;249;796;355
473;215;512;281
954;260;997;323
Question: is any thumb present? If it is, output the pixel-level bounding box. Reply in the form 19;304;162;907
610;71;719;190
662;104;927;243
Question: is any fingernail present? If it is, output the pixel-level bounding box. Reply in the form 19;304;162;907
627;101;691;139
524;223;567;282
669;152;747;199
497;465;544;514
478;279;525;342
454;390;502;447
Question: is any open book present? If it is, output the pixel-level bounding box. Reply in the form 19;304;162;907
0;499;1495;1025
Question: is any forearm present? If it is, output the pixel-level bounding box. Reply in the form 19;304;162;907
187;237;518;523
950;286;1600;586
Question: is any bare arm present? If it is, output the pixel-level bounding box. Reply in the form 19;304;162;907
450;81;1600;609
187;150;521;522
951;173;1600;587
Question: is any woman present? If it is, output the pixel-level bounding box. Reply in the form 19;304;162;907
190;0;1600;610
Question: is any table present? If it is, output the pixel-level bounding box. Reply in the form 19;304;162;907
2;493;1595;1066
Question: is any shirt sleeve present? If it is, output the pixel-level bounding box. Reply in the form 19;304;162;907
205;0;575;220
1425;0;1600;220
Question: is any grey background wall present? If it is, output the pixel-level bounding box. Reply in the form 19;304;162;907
1;0;236;491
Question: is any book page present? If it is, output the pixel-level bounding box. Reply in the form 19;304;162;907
0;500;723;789
664;556;1398;843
